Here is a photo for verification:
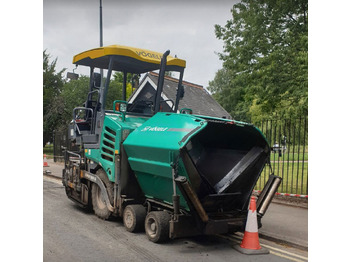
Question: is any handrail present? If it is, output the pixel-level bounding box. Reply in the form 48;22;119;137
66;150;82;165
73;107;94;134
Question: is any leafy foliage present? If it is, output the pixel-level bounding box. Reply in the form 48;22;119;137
59;75;90;125
43;50;66;145
106;72;134;110
208;0;308;122
43;56;138;144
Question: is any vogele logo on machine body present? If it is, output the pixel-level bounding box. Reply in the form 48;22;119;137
141;126;168;132
135;51;162;60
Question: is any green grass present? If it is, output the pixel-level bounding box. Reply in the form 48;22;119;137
270;152;308;162
43;144;54;157
255;161;308;195
270;146;308;162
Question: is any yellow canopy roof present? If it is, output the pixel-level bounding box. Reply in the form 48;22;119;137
73;45;186;73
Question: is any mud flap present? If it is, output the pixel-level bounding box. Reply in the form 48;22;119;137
83;171;115;212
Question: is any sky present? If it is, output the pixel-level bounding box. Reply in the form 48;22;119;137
43;0;239;88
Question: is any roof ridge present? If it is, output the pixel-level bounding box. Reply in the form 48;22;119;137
149;71;203;89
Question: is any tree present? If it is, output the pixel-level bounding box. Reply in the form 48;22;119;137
209;68;251;120
48;71;138;134
106;72;135;109
60;75;90;125
43;50;65;145
209;0;308;122
43;49;143;145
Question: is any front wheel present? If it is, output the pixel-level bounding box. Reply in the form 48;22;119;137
91;169;113;220
123;205;147;232
144;211;171;243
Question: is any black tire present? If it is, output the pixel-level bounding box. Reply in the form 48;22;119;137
91;169;114;220
145;211;171;243
123;205;147;232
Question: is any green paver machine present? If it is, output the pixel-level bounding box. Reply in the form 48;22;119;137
62;44;281;242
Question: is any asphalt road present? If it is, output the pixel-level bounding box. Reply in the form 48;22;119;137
44;176;308;262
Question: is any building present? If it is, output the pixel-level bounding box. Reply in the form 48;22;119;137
128;72;231;119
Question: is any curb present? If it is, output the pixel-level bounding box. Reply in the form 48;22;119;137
233;231;308;252
252;191;308;209
258;233;308;251
271;198;308;209
43;170;61;180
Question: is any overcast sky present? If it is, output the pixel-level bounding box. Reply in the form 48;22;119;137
43;0;239;88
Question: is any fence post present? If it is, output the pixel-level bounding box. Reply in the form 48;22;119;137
53;130;56;162
301;117;307;195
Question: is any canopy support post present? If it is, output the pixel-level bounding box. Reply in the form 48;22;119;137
154;50;170;114
174;70;184;112
100;57;115;113
123;71;127;101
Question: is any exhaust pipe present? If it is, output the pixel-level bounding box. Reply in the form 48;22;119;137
256;174;282;216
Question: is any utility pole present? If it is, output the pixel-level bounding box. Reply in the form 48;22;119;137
100;0;103;47
99;0;104;85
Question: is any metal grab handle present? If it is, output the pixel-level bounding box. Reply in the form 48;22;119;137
73;107;95;134
73;107;94;120
66;150;82;165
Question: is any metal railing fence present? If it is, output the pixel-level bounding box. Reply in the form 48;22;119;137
252;117;308;195
53;130;80;162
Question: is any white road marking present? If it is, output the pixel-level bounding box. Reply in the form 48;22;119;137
222;234;308;261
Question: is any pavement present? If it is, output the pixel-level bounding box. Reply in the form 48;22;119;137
43;158;308;251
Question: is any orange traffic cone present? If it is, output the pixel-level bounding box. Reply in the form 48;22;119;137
43;154;49;167
233;196;269;254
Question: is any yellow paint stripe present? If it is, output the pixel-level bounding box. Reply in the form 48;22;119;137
270;250;306;262
260;243;308;260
